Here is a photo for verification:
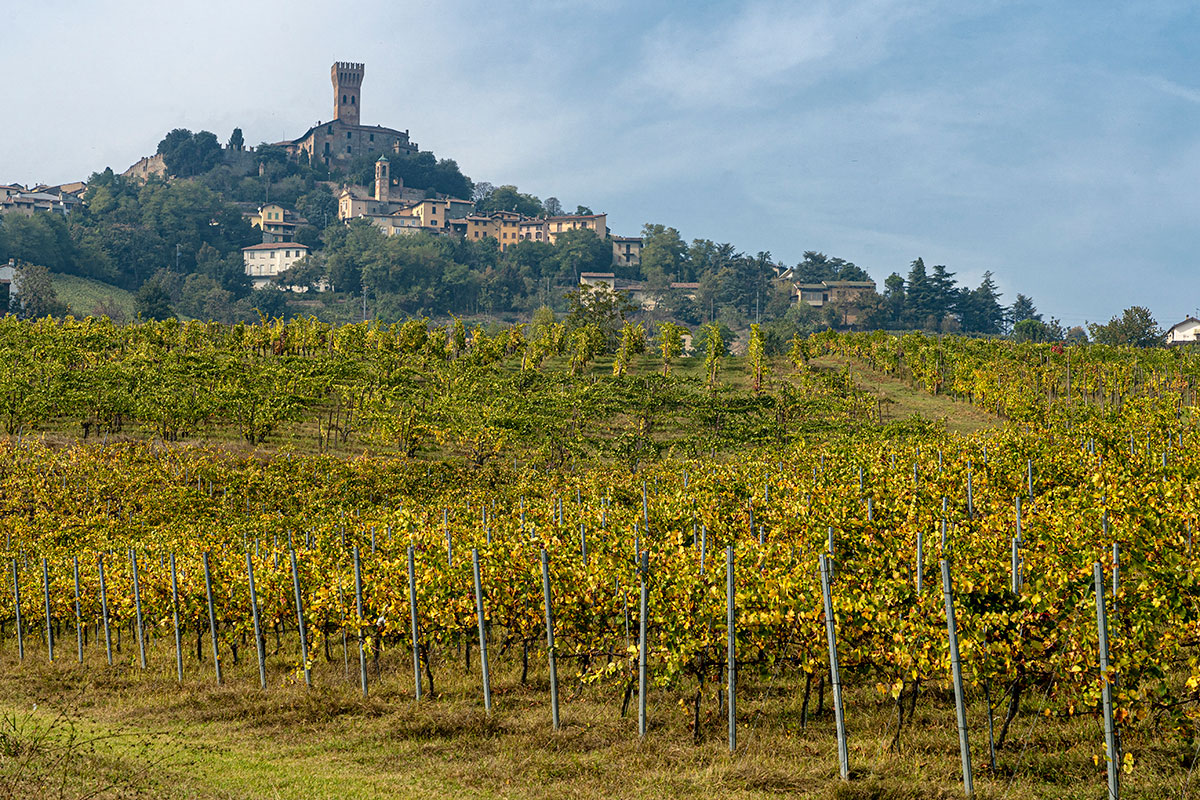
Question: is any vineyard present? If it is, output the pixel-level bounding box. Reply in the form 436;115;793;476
2;319;1200;799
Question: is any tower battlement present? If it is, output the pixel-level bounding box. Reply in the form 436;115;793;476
331;62;365;125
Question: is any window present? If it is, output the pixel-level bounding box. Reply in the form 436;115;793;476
351;95;356;105
343;94;347;103
347;146;352;154
347;131;352;139
369;133;374;142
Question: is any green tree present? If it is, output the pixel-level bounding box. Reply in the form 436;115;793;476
1007;293;1040;328
1088;306;1162;347
794;251;871;283
134;272;176;320
882;272;906;327
563;284;636;351
903;258;938;329
553;228;610;283
228;128;244;150
157;128;222;177
1011;318;1059;343
928;264;961;329
0;212;79;276
474;184;542;217
959;271;1005;334
323;217;387;295
296;186;338;230
640;224;687;285
14;264;67;318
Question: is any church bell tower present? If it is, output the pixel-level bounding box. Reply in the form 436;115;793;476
375;156;389;203
331;62;364;126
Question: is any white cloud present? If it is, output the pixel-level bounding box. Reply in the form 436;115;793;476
629;0;937;109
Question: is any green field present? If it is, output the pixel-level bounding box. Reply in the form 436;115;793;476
51;273;136;321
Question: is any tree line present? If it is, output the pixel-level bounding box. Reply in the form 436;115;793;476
0;127;1167;345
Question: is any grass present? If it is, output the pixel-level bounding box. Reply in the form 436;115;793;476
0;632;1192;800
807;355;999;436
51;274;136;322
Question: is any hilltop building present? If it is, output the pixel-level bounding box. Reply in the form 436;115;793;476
283;63;419;168
250;203;309;243
0;184;84;216
612;236;643;267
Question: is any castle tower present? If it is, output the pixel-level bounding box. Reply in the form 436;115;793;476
331;62;364;126
375;155;389;203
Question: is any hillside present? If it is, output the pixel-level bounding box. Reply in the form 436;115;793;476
52;273;136;321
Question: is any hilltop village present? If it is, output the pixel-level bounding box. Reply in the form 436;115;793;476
1;61;1149;346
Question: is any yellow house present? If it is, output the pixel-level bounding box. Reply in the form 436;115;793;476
519;213;608;245
544;213;607;245
397;198;474;230
464;215;498;241
461;211;522;250
250;204;298;243
492;211;521;250
518;218;547;243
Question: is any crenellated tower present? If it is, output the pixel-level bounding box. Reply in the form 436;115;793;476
331;62;364;126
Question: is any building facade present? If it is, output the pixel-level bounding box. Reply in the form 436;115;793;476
250;203;302;243
242;242;311;289
1167;317;1200;345
612;236;643;267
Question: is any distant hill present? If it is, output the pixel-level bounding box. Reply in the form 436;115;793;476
52;273;136;321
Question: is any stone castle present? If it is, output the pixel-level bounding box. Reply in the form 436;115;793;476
282;62;419;167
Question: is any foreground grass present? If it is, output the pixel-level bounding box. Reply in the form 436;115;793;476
0;635;1192;800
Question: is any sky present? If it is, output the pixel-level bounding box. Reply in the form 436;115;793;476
5;0;1200;326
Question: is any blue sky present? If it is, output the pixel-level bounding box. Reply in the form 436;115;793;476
6;0;1200;326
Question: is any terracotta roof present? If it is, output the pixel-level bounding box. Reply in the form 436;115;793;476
242;243;310;252
545;214;605;222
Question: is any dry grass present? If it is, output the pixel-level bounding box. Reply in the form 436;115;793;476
0;632;1192;800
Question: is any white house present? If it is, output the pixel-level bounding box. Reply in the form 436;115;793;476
1166;317;1200;345
242;242;311;290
